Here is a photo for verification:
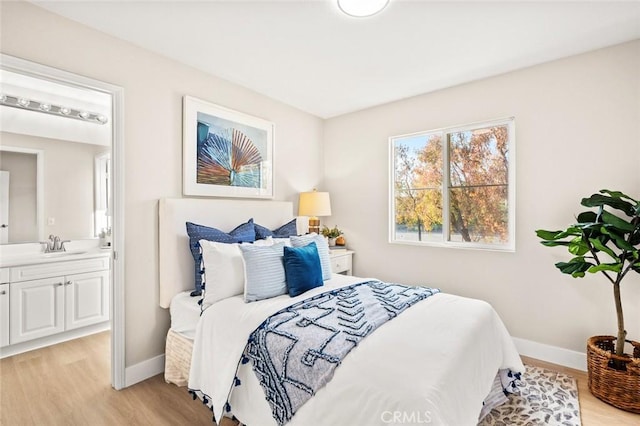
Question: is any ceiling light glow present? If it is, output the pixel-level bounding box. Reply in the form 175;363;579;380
337;0;389;17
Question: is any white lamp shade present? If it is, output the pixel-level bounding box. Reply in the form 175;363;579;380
298;191;332;217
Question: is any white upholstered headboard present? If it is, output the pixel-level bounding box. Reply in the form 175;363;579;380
158;198;303;308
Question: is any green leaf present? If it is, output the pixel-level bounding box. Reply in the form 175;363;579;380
601;210;635;232
536;229;564;240
540;240;571;247
535;227;581;241
555;257;593;277
581;194;635;216
577;211;597;223
600;189;638;204
601;226;635;251
568;237;590;256
589;238;619;261
587;263;622;274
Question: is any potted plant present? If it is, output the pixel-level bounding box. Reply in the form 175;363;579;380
536;189;639;413
321;225;342;247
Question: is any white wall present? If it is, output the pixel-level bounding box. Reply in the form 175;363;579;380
0;1;324;366
324;41;640;354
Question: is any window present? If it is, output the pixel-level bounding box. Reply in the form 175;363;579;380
390;117;515;250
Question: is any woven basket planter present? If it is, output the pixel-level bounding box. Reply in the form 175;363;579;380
587;335;640;413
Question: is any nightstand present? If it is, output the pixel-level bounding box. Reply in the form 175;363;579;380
329;250;354;276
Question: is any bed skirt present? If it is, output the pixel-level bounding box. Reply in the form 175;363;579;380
165;328;194;387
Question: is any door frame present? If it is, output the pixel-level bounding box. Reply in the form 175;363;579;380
0;53;126;389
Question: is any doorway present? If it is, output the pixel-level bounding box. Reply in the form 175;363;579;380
0;54;125;389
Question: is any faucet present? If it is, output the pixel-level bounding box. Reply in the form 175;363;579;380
40;235;70;253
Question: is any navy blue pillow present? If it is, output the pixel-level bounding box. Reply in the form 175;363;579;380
283;242;323;297
186;219;255;296
255;218;297;240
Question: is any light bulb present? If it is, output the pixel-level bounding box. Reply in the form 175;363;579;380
96;115;108;124
337;0;389;17
79;111;90;119
60;107;71;115
0;94;6;102
39;103;51;112
17;97;30;107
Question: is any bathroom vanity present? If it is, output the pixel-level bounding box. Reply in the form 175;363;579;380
0;243;110;358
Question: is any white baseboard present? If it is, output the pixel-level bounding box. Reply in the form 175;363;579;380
512;337;587;371
0;322;110;359
120;336;587;388
125;353;165;387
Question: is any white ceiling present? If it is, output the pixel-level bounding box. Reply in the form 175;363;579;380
32;0;640;118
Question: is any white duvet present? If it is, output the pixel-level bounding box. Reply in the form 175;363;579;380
189;275;524;426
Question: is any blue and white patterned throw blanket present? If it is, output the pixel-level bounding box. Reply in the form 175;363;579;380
226;280;440;426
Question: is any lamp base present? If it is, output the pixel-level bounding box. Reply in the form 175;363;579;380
308;218;320;235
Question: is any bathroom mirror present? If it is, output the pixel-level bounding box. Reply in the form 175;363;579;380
0;68;112;244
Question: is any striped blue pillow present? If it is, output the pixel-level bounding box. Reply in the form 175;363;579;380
241;242;287;302
290;233;331;280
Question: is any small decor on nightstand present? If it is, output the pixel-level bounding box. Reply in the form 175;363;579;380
321;225;343;247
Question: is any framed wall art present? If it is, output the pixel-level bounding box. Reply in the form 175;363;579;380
183;96;274;198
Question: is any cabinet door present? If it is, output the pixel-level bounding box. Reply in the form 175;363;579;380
0;283;9;347
65;270;109;330
10;277;65;344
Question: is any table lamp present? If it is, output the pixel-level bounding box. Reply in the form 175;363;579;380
298;189;332;234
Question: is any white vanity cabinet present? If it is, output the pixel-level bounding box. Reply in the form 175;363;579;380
10;277;65;343
64;270;109;331
6;256;110;347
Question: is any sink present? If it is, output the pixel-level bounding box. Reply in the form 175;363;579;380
42;250;88;258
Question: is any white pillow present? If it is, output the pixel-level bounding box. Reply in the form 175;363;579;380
273;237;292;247
290;233;331;280
199;240;245;310
248;236;275;247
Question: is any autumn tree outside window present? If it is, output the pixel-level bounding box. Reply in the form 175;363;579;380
389;117;515;251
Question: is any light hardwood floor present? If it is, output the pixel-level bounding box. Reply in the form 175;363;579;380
1;332;638;425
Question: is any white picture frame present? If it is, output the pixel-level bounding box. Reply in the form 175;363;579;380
183;96;274;198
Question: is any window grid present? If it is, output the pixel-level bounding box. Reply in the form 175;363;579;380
389;117;515;251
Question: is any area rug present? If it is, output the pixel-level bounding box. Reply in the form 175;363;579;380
479;364;581;426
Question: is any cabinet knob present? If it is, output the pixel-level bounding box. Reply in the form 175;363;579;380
0;290;6;295
55;282;64;287
65;281;72;286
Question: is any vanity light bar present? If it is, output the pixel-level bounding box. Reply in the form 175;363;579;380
0;93;108;125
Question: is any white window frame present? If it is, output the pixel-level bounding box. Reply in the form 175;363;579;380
389;117;516;251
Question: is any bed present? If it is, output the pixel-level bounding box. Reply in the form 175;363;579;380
159;198;524;426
